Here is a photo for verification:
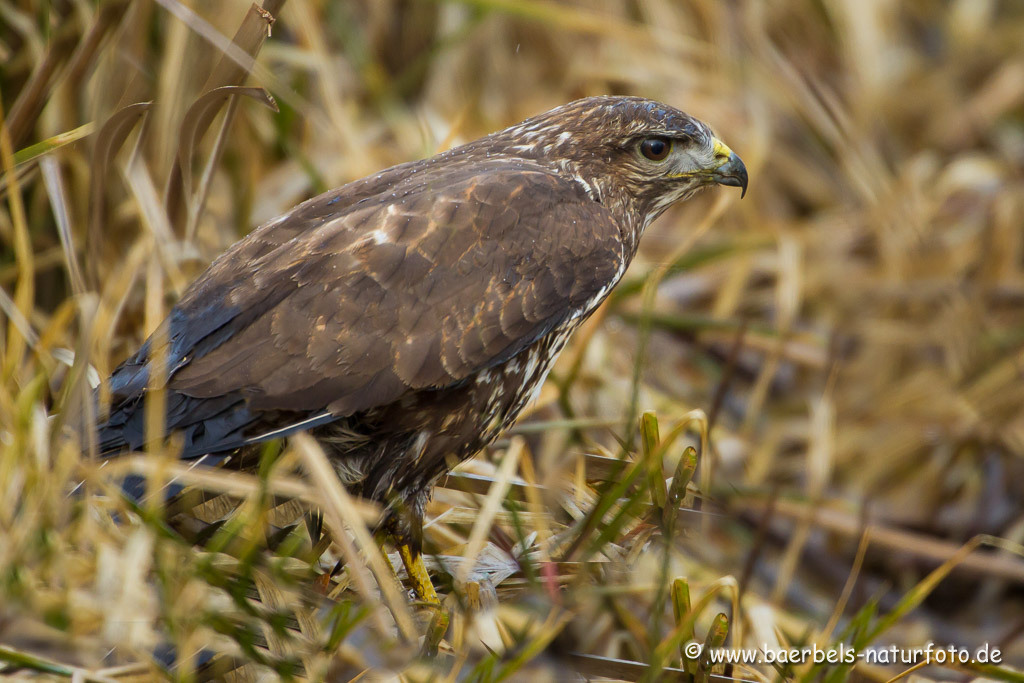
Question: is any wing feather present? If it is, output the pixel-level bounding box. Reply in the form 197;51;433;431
102;159;627;456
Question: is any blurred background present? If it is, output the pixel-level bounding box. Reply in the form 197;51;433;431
2;0;1023;680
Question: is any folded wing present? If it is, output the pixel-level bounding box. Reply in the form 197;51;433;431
100;159;625;457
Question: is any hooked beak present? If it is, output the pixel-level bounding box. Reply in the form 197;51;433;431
710;138;749;198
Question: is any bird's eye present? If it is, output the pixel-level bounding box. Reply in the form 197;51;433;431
639;137;672;161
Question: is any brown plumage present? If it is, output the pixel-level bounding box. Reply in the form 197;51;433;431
98;96;748;546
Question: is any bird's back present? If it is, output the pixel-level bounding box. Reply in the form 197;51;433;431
97;151;627;464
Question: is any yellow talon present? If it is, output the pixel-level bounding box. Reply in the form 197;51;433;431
398;542;439;605
398;542;449;655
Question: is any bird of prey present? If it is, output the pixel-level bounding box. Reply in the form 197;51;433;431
96;95;747;633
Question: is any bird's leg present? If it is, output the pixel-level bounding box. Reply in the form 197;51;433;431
371;494;449;655
398;540;440;606
385;499;449;656
397;541;449;655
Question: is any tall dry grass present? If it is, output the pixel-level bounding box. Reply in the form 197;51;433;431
1;0;1023;680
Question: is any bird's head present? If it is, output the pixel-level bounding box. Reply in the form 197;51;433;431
495;96;748;226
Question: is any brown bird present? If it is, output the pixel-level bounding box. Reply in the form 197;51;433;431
97;95;747;630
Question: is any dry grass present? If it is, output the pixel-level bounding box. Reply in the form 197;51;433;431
2;0;1024;680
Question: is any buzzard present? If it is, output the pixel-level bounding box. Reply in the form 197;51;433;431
97;95;746;623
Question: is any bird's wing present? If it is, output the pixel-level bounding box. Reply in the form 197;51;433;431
104;159;627;454
102;158;431;405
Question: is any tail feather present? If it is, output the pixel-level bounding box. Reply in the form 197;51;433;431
98;389;253;458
